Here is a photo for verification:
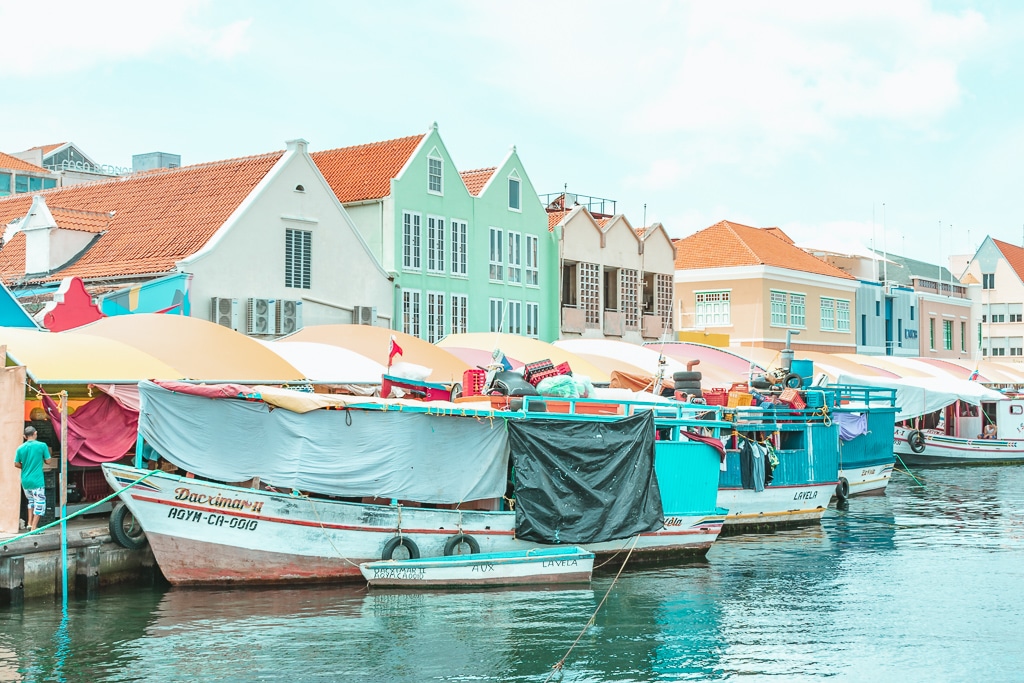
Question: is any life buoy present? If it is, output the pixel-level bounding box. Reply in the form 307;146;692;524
906;429;926;454
109;503;147;550
443;533;480;556
835;477;850;502
381;536;420;561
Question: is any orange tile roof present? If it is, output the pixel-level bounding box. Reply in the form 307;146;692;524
311;134;424;203
960;271;979;285
547;209;569;231
763;226;794;244
0;151;50;174
674;220;854;279
595;217;610;228
0;152;282;283
26;143;67;155
992;238;1024;285
460;167;496;196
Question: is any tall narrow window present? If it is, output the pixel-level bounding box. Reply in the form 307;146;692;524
961;321;967;352
695;291;730;326
508;177;521;210
929;318;936;350
450;219;468;277
836;300;850;332
580;262;601;327
526;302;539;337
943;319;953;351
507;231;522;284
489;298;504;332
820;298;835;331
621;269;639;329
770;291;788;326
284;228;312;289
489;227;503;281
427;291;445;343
790;294;806;328
403;290;421;338
507;301;522;335
427;216;445;273
402;211;421;270
428;156;443;194
450;294;468;335
524;234;539;286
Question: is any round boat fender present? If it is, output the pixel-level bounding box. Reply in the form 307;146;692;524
381;536;420;561
835;477;850;502
443;533;481;556
109;502;148;550
784;373;802;389
906;429;926;454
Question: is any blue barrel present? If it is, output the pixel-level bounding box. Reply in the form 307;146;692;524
790;359;814;388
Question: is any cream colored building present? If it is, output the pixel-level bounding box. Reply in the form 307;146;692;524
959;236;1024;359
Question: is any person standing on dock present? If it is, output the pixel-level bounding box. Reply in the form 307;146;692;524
14;426;51;531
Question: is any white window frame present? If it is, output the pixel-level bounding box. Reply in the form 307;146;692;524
426;291;445;343
450;293;468;335
694;290;730;327
427;215;445;274
770;290;788;327
427;154;443;195
820;297;836;331
402;290;421;338
507;300;522;335
790;293;806;328
836;299;850;332
450;219;468;277
489;298;505;333
508;171;521;212
524;234;539;287
402;211;422;271
489;227;504;281
507;231;522;284
525;301;539;338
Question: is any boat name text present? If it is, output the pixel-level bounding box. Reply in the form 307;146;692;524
166;507;259;531
541;560;578;568
173;487;265;513
793;490;818;501
372;567;426;580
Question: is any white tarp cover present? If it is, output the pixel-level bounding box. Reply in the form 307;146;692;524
258;341;385;384
138;381;510;503
836;374;1007;420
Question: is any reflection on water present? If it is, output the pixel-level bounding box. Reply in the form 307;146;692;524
1;466;1022;682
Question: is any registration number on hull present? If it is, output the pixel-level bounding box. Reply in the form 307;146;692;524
167;507;259;531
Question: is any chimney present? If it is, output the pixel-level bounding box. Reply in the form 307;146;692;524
20;195;59;275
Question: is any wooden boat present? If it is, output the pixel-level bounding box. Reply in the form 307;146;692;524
359;546;594;588
101;382;728;586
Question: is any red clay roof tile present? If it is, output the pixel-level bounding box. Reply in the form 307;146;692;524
460;167;496;196
992;238;1024;285
0;152;282;283
311;134;425;203
675;220;853;279
0;151;50;174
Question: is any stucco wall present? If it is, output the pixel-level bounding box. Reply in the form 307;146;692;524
918;294;973;358
962;238;1024;358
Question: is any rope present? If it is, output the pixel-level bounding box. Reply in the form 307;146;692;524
892;454;925;487
545;535;640;681
300;494;361;569
2;469;160;546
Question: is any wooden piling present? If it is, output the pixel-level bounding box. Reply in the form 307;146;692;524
0;555;25;607
75;545;100;599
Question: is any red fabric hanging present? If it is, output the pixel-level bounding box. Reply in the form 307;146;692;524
42;392;139;467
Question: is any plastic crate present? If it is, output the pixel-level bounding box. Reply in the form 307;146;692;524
463;369;487;397
523;359;555;384
526;367;561;387
555;361;572;376
382;374;452;401
727;391;754;408
778;387;807;410
704;389;728;406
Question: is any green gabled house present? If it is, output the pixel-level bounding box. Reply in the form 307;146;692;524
312;123;557;342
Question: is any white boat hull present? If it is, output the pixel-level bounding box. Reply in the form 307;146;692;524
717;482;836;531
894;427;1024;465
360;549;594;587
103;464;723;585
840;463;894;496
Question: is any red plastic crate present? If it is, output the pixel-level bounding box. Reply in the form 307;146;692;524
526;367;561;387
463;369;487;397
555;361;572;376
523;359;555;384
703;389;728;406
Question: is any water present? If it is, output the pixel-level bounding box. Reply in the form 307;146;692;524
2;466;1023;682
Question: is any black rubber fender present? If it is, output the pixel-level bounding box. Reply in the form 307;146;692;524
673;371;702;382
443;533;481;556
109;502;148;550
906;430;926;454
835;477;850;502
784;373;803;389
381;536;420;561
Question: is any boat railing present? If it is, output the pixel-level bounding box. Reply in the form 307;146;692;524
825;384;898;408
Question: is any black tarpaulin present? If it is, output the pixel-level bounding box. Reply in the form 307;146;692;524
508;411;664;544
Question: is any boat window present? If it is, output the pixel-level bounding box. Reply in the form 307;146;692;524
1011;405;1024;415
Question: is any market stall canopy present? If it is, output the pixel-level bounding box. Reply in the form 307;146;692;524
66;314;303;382
646;342;760;387
836;373;1007;420
257;341;385;384
917;358;1023;384
441;333;610;384
287;325;468;384
554;338;686;385
443;346;523;371
1;326;181;383
833;354;934;378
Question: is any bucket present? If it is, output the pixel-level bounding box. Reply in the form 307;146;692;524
790;359;814;388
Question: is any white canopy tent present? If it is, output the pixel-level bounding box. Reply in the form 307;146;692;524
258;341;385;384
837;373;1008;420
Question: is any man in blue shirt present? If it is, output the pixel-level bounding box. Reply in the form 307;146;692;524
15;426;51;531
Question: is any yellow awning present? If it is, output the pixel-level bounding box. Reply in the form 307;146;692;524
440;333;611;384
66;314;304;382
1;326;181;383
286;325;469;384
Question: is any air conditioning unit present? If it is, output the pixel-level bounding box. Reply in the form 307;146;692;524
277;299;303;335
211;297;240;330
246;298;277;335
353;305;378;326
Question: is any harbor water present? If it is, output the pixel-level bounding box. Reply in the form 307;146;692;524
1;465;1022;682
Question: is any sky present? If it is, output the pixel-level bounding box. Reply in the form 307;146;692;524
2;0;1021;265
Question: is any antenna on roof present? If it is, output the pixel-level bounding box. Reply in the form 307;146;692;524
643;203;647;227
